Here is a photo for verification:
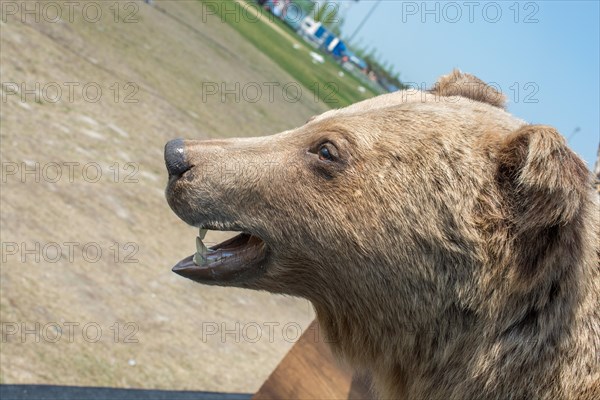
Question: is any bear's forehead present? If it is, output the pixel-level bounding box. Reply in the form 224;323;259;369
314;90;520;121
306;90;525;147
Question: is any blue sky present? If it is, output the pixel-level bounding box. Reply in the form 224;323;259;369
333;0;599;168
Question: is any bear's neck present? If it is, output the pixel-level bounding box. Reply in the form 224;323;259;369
312;249;599;399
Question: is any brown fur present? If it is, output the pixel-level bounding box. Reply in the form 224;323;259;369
430;69;506;108
166;72;600;399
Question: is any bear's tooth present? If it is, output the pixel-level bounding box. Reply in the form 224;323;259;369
199;228;207;240
196;236;208;256
193;252;202;266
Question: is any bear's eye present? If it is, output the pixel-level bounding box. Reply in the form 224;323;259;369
318;143;337;162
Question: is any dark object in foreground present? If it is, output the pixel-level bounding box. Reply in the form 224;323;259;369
0;385;251;400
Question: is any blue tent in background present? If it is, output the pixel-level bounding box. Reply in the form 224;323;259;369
323;35;346;58
260;1;349;60
314;25;327;39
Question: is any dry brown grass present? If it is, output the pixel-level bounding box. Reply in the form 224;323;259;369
0;0;330;392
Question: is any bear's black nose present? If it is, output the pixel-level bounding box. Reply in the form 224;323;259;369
164;138;191;177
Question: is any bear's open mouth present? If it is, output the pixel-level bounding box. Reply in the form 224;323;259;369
171;227;269;284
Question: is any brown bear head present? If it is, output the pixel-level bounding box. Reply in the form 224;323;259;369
165;71;596;365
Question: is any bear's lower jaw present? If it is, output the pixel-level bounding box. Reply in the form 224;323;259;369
171;232;270;285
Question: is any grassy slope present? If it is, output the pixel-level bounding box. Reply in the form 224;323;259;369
0;0;322;392
204;0;379;107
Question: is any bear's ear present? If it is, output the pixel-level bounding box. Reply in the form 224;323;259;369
430;69;506;108
497;125;590;233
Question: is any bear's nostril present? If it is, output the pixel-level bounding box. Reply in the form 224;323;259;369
164;138;191;177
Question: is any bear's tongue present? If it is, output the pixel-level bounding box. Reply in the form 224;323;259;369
192;227;256;266
171;227;267;284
